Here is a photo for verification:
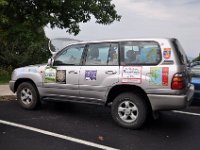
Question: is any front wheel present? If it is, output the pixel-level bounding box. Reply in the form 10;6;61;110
17;82;40;110
111;92;148;129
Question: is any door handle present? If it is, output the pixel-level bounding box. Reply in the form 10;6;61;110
68;70;78;74
105;70;117;75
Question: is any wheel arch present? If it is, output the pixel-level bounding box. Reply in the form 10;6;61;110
15;78;41;109
106;84;152;112
14;78;38;94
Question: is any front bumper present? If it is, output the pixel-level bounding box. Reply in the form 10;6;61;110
148;84;194;111
9;80;16;93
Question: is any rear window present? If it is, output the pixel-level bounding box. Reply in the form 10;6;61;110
191;64;200;77
172;39;189;65
120;41;161;65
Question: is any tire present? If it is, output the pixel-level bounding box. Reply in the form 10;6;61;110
17;82;40;110
111;92;148;129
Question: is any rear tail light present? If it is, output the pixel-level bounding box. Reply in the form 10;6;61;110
171;73;186;90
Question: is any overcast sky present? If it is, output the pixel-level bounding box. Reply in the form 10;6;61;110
45;0;200;58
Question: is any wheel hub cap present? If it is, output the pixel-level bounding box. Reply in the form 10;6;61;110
118;100;138;123
21;88;32;105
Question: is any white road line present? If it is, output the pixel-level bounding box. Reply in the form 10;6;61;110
0;119;119;150
173;110;200;116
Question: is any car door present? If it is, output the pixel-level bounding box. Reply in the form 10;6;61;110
43;44;85;98
79;42;119;102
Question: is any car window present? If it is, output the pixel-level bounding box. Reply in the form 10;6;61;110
120;41;161;65
191;64;200;77
172;39;189;65
85;43;119;66
54;45;84;66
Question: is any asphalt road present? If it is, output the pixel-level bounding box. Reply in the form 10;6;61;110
1;100;200;150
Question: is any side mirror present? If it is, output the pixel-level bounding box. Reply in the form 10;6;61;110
48;40;57;55
47;58;54;67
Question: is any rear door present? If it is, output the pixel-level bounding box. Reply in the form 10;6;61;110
119;41;168;93
79;42;119;101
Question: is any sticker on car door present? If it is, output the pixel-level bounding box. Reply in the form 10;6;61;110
122;66;142;84
44;67;66;84
44;67;56;83
85;70;97;80
56;70;66;84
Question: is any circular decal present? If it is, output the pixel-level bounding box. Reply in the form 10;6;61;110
56;70;66;83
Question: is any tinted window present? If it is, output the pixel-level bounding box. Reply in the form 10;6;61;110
54;45;84;66
191;64;200;77
120;41;161;65
172;39;189;65
85;43;119;66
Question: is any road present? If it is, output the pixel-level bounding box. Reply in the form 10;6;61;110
1;100;200;150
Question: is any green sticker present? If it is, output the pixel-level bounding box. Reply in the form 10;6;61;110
44;67;56;83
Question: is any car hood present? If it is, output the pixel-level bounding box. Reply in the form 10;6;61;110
191;77;200;84
14;64;47;73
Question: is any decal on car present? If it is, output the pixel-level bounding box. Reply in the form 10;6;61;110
44;67;56;83
56;70;66;84
122;66;142;84
149;67;169;86
163;48;171;59
85;70;97;80
162;67;169;86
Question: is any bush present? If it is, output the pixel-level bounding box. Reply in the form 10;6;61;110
0;66;13;84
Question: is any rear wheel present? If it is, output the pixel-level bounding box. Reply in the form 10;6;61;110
111;92;148;129
17;82;40;110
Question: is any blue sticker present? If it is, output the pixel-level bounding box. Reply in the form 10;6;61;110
163;48;171;59
85;70;97;80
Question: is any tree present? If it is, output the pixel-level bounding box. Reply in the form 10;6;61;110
193;53;200;62
0;0;121;68
0;0;121;35
0;26;51;68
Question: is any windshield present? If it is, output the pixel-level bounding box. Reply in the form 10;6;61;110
49;38;82;54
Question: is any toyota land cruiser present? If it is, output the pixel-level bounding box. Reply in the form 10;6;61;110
9;38;194;129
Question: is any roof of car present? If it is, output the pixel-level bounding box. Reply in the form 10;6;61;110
66;38;175;46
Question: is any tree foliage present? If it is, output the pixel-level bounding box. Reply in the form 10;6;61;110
0;27;50;68
0;0;121;68
193;53;200;62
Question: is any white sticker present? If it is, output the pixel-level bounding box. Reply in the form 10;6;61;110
44;67;56;83
122;66;142;84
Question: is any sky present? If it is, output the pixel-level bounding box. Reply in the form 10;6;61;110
44;0;200;58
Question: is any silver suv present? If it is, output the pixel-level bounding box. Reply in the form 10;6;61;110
9;38;194;129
